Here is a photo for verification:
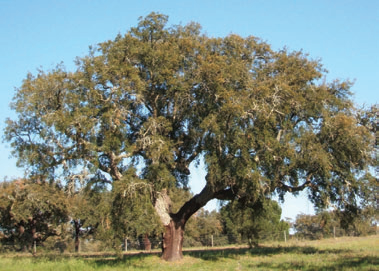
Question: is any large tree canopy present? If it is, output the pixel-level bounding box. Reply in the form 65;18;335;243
4;13;375;261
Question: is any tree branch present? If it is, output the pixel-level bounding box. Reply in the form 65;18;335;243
278;174;315;192
213;188;236;201
173;184;237;226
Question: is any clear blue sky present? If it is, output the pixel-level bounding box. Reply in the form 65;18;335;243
1;0;378;220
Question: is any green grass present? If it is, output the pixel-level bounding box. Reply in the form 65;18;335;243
1;236;378;270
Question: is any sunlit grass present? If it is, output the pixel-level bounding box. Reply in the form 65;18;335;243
1;235;378;270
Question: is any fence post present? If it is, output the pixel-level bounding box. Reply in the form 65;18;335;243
284;231;287;243
333;226;336;239
33;240;37;255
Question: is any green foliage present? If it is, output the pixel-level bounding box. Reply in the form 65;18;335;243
220;197;289;247
337;205;378;236
294;213;333;240
184;209;224;247
3;13;376;256
294;208;377;239
0;179;69;251
111;176;162;243
67;186;115;251
168;187;193;214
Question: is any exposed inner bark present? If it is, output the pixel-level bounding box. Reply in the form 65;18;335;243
155;184;235;261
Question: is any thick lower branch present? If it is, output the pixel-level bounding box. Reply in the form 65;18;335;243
174;184;236;226
154;184;237;262
213;188;236;200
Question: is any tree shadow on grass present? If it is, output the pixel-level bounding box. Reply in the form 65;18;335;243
26;251;158;268
36;245;377;270
183;245;352;262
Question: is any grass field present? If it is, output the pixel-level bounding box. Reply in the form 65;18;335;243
0;236;378;270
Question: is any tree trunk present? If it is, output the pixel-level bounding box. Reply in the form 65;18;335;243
143;233;152;251
161;219;184;261
73;219;81;253
75;234;80;253
124;237;128;252
18;224;27;252
154;185;234;261
30;219;37;255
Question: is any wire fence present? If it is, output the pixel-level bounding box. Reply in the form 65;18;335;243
2;226;376;255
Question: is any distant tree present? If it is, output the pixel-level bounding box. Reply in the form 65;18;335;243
337;206;377;236
197;210;223;239
68;183;112;252
0;179;69;252
294;213;333;240
183;209;223;247
4;12;375;261
221;198;289;247
294;208;377;239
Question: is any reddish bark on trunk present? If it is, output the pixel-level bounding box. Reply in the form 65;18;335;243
143;233;152;251
156;185;234;261
161;220;184;261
